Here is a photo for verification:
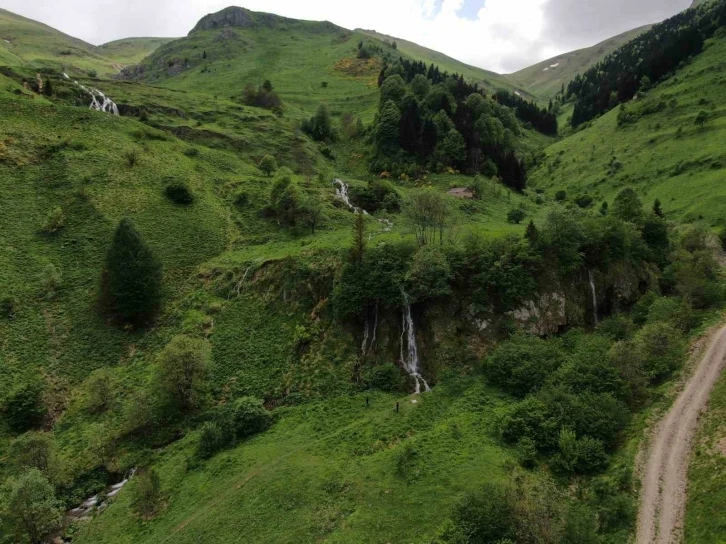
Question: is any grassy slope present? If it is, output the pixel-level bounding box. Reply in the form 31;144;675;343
74;381;513;544
506;26;650;98
529;35;726;224
0;8;118;75
358;29;534;100
96;38;177;66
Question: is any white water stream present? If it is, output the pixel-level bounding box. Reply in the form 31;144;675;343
361;305;378;355
63;72;119;115
68;468;136;520
588;270;598;326
331;179;393;233
400;292;430;394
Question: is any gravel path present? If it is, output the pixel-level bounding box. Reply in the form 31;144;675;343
637;324;726;544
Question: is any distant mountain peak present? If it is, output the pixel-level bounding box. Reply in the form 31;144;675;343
190;6;289;34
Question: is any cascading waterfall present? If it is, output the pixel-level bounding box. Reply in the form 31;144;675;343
332;179;393;233
63;72;119;115
361;304;378;355
69;468;136;519
400;292;430;394
588;270;598;326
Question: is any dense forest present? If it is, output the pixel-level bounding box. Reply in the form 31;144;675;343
568;0;726;127
371;63;530;190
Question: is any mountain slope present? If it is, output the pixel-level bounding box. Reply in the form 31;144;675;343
0;8;118;74
96;37;176;66
506;26;650;98
530;32;726;223
357;28;534;99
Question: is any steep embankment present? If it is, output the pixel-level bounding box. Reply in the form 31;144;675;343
637;324;726;544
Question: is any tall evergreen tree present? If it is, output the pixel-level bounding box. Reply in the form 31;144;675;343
375;100;401;158
100;218;163;328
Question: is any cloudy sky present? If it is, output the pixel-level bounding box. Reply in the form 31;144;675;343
2;0;693;73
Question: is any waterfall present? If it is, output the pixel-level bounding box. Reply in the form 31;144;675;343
332;179;395;235
69;468;136;519
63;72;119;115
588;270;598;326
361;305;378;355
400;292;430;394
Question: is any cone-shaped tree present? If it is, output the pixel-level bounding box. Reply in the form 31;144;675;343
100;218;162;328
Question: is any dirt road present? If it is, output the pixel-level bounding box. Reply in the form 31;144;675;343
637;324;726;544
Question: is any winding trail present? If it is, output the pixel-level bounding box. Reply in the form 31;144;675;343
637;324;726;544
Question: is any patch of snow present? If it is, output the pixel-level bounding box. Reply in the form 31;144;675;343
543;67;549;71
550;62;560;68
3;39;10;44
514;91;521;96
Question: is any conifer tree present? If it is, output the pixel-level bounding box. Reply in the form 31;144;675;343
100;218;162;328
653;198;664;218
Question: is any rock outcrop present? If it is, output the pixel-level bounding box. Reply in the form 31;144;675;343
190;7;288;33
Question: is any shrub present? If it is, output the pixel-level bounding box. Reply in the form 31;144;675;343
634;322;683;382
183;147;199;158
42;207;65;233
131;468;162;518
156;335;211;413
3;379;46;432
575;194;593;208
232;396;272;438
241;83;282;110
123;148;140;168
406;246;452;302
259;154;278;176
1;469;62;543
362;363;406;392
302;104;336;142
485;334;566;397
8;432;55;476
196;421;228;459
553;428;608;474
233;190;248;207
40;264;61;299
1;294;18;318
84;368;114;414
446;483;516;543
100;218;163;328
554;190;567;201
88;69;97;78
516;436;538;468
507;208;526;224
164;182;194;205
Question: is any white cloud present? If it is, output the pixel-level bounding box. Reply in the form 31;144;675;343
0;0;692;73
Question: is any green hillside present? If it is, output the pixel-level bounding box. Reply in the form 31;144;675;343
529;33;726;224
358;28;534;99
0;8;118;75
1;4;726;544
506;26;650;98
96;38;177;66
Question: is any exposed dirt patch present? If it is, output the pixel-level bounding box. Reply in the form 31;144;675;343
718;437;726;457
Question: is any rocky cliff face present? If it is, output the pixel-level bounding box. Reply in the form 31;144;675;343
190;7;287;33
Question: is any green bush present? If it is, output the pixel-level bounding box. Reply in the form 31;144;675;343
232;396;272;438
42;206;65;233
259;154;278;176
554;190;567;201
156;335;211;413
485;334;566;397
506;208;526;224
445;483;516;543
362;363;406;393
196;421;228;459
234;190;248;208
2;378;46;433
164;183;194;205
1;294;18;318
8;432;55;476
123;148;140;168
40;264;61;299
131;468;162;518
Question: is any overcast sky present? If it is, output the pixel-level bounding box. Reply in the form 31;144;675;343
1;0;693;73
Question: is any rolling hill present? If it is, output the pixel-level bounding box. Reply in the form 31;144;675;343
96;37;176;66
0;8;118;75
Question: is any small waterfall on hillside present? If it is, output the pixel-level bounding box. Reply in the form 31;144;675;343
400;292;430;394
63;72;119;115
588;270;598;326
361;305;378;355
332;179;394;234
68;468;136;519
